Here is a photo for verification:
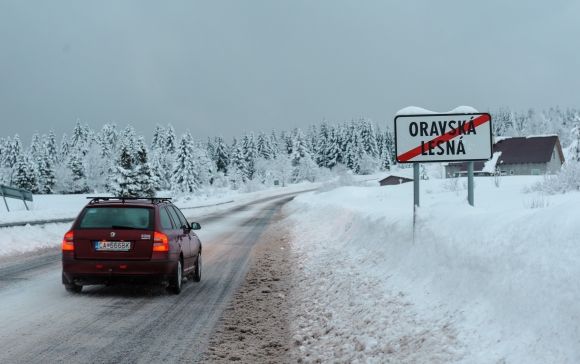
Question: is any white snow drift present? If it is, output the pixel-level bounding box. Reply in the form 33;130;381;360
284;175;580;363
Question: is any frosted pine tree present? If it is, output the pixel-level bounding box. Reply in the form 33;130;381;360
315;121;329;167
226;163;245;190
359;117;379;157
256;131;272;159
171;135;200;194
151;124;166;152
306;124;318;156
60;134;70;164
12;153;40;192
133;135;157;197
29;132;42;159
165;124;177;155
206;136;216;162
37;149;57;194
109;139;138;197
380;135;392;171
214;135;230;173
269;130;280;158
194;145;215;186
0;139;8;184
242;132;257;179
279;130;291;155
569;116;580;162
150;150;170;190
69;120;88;152
66;152;89;193
384;128;396;167
229;137;248;180
290;129;309;166
325;126;340;169
45;129;59;165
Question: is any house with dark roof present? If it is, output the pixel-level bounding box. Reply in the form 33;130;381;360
445;135;565;177
379;175;413;186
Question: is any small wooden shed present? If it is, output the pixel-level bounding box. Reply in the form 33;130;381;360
379;175;413;186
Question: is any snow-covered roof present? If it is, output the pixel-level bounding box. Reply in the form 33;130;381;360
396;106;478;116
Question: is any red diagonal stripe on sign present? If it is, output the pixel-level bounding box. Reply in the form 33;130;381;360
397;114;490;162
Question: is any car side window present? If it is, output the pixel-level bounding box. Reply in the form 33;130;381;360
171;206;189;229
160;208;174;230
166;206;184;229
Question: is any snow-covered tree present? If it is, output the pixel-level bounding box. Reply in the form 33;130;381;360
256;131;273;159
37;149;57;194
133;135;157;197
151;124;166;152
306;124;318;156
290;128;309;165
45;129;59;165
569;116;580;162
60;133;70;164
109;139;138;197
293;154;319;182
12;153;40;192
269;129;280;158
359;117;379;157
150;150;170;190
66;152;89;194
316;120;330;167
170;134;200;194
214;135;230;173
165;124;177;155
229;137;248;180
380;135;393;171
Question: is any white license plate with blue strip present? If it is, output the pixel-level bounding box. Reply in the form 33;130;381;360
94;241;131;251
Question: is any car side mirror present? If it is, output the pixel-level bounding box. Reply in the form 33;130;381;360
190;222;201;230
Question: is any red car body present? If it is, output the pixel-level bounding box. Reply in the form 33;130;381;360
62;197;202;294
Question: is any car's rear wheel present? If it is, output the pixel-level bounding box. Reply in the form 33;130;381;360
65;283;82;293
167;259;183;294
192;252;201;282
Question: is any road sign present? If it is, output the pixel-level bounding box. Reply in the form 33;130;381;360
394;113;492;163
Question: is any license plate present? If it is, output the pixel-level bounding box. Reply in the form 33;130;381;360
94;241;131;251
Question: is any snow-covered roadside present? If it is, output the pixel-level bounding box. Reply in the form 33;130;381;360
0;181;336;256
283;177;580;363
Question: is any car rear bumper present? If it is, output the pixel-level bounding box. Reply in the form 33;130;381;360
62;258;178;286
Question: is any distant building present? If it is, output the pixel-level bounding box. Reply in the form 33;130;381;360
445;135;565;177
379;175;413;186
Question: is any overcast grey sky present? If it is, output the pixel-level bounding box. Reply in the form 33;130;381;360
1;0;579;145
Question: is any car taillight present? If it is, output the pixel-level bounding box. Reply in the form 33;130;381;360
153;232;169;252
62;231;74;251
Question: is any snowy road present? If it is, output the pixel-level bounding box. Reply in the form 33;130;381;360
0;194;297;363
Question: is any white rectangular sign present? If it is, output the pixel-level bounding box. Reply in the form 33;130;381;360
394;113;493;163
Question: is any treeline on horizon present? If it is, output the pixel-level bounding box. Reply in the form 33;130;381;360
0;105;578;196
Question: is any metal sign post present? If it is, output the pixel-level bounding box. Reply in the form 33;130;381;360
413;163;420;241
394;111;493;239
468;161;474;206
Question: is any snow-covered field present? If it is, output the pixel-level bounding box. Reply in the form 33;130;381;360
284;173;580;363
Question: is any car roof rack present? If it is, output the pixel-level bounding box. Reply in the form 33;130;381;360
86;197;172;204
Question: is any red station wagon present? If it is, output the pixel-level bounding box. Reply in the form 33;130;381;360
62;197;202;294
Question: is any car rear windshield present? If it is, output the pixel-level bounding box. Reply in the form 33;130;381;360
76;207;154;230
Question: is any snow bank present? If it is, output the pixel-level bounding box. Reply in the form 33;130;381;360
284;177;580;363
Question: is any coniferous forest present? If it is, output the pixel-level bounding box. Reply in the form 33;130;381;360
0;106;578;197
